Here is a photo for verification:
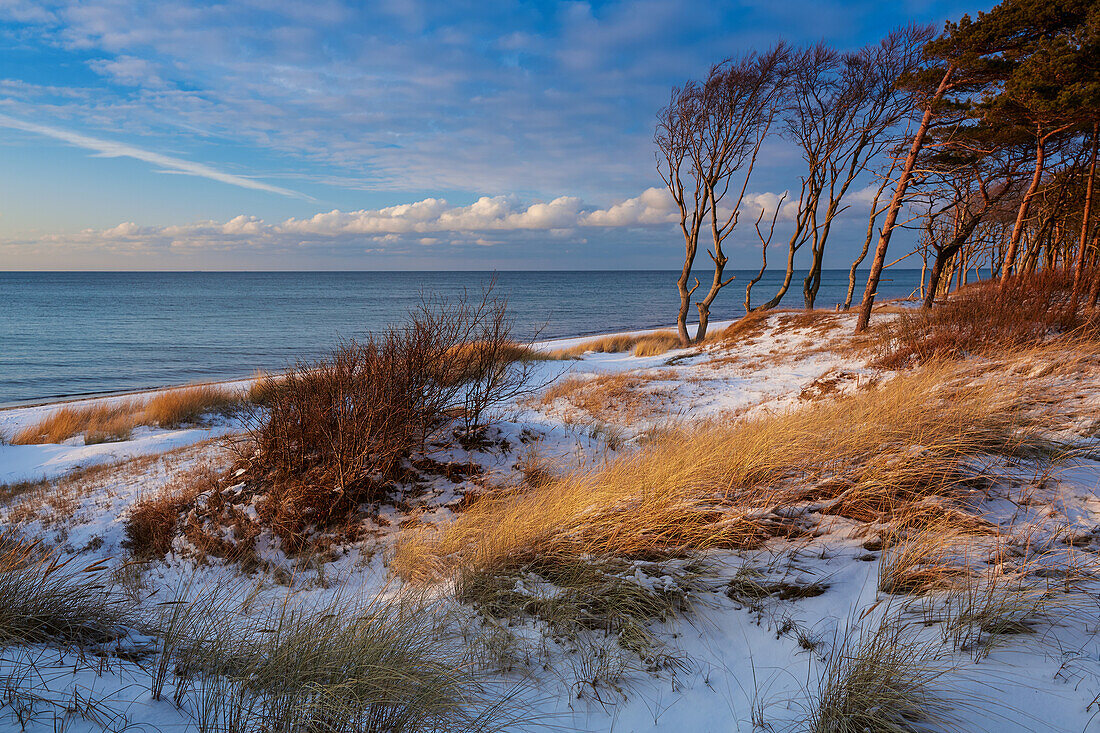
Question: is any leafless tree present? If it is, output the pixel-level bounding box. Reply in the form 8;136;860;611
843;153;901;310
745;194;786;312
656;44;790;345
755;27;931;312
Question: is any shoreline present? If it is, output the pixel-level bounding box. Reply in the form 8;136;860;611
2;298;919;413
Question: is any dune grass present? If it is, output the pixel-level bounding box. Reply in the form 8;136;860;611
394;362;1033;582
153;586;517;733
12;384;243;445
0;533;125;648
536;370;679;425
804;615;957;733
545;330;682;359
873;269;1100;368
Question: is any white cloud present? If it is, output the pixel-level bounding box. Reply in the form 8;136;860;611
283;194;620;235
581;187;676;226
0;114;307;199
4;187;838;262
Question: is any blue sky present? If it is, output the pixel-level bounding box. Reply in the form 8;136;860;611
0;0;987;270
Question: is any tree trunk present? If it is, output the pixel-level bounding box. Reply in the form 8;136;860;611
1089;230;1100;307
844;178;890;310
1001;130;1045;286
855;65;954;333
1071;122;1099;308
923;251;949;309
803;253;823;309
760;239;798;311
695;257;728;343
675;261;697;346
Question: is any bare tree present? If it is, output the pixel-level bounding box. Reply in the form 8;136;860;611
745;194;786;312
749;28;930;313
656;45;790;345
855;63;957;332
804;28;932;309
843;154;900;310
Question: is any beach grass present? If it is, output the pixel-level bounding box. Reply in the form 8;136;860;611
12;384;243;445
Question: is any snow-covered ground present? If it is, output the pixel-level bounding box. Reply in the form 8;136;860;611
1;311;1099;732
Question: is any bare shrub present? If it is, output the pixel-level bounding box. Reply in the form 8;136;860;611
233;288;536;550
873;268;1100;368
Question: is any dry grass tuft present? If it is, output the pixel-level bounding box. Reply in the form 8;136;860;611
873;269;1100;368
0;533;125;647
143;385;240;427
631;331;683;357
457;553;701;666
246;371;286;406
545;330;681;359
536;370;679;425
155;588;516;733
878;524;974;596
12;385;242;445
395;362;1030;582
12;400;143;445
805;615;957;732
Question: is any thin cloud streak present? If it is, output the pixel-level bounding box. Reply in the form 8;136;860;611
0;113;310;200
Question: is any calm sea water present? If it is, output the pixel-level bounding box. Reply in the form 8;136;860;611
0;270;922;405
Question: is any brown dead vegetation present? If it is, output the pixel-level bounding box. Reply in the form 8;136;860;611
536;370;681;425
1;441;225;531
207;291;537;555
872;269;1100;368
124;463;220;559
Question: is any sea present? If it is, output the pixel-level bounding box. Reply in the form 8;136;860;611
0;270;923;405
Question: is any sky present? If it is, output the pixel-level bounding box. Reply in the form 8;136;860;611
0;0;988;271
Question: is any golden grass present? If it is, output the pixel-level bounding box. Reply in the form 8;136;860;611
394;362;1030;581
143;384;240;427
878;523;975;596
545;330;681;359
12;385;242;445
152;588;515;732
12;400;144;445
872;269;1100;368
246;371;284;405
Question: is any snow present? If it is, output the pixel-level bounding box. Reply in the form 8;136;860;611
1;311;1099;732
